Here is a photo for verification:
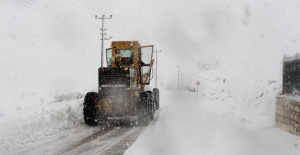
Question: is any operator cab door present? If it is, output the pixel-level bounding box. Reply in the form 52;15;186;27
140;45;154;85
106;48;112;67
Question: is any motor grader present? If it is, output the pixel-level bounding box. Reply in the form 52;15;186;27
83;41;159;126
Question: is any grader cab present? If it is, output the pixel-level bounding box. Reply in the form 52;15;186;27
83;41;159;126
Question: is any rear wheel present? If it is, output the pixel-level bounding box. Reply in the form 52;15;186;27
146;91;154;121
83;92;99;126
153;88;159;110
138;92;150;126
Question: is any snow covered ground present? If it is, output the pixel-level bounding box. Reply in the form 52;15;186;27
1;61;300;155
1;80;299;154
0;98;85;152
124;60;300;155
125;90;300;155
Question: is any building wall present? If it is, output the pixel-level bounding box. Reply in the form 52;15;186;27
276;95;300;136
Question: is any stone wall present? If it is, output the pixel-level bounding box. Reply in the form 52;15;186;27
276;95;300;136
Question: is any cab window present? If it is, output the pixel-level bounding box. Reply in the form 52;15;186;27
119;49;133;66
106;48;112;67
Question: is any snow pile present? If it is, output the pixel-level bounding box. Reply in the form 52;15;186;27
197;62;282;128
0;99;84;152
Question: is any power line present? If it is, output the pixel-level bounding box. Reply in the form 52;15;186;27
34;0;99;32
45;0;99;28
13;0;98;46
15;0;94;35
15;0;138;45
14;0;55;20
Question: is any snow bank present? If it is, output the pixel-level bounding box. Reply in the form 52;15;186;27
191;60;281;128
0;99;84;152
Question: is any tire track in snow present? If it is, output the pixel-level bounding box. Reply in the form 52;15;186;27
101;127;145;155
3;122;145;155
60;125;115;154
61;125;145;155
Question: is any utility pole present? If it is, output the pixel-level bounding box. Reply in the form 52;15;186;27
95;14;113;67
154;50;161;88
176;66;181;89
180;73;184;89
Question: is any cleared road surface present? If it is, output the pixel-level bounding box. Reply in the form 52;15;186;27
4;121;145;155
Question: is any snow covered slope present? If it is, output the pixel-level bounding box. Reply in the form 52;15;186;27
0;98;84;152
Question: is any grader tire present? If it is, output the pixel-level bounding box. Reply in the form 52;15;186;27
153;88;160;110
83;92;99;126
138;92;150;126
146;91;154;121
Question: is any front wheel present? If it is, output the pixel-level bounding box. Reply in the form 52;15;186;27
83;92;99;126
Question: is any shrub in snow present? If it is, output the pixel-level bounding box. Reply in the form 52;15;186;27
53;92;84;102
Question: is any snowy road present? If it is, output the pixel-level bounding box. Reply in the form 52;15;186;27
0;97;152;155
3;122;145;155
1;89;300;155
124;90;300;155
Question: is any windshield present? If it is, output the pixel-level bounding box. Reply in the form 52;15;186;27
119;49;133;66
119;49;133;57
